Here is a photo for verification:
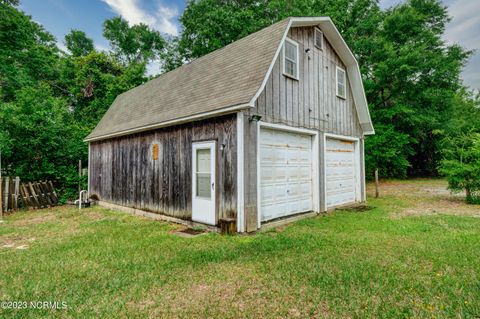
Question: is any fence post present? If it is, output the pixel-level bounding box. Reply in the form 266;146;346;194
78;160;82;195
14;177;20;211
375;169;379;198
4;177;9;212
0;176;2;219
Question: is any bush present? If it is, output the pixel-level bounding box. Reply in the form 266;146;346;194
439;133;480;204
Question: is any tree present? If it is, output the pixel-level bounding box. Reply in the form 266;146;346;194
0;4;151;200
103;16;166;65
161;36;184;73
439;90;480;203
64;29;95;57
365;0;470;177
58;51;146;127
440;132;480;204
0;0;19;6
0;1;60;101
0;84;83;200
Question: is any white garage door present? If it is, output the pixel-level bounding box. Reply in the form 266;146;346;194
326;138;358;208
259;128;313;222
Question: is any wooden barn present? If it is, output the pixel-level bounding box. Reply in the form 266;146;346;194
85;17;374;232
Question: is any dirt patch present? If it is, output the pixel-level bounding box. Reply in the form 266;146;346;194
1;236;35;249
367;179;480;218
13;212;57;227
341;205;374;213
177;228;207;236
0;207;111;248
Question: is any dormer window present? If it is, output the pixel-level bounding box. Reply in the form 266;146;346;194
336;66;346;99
314;28;323;50
283;38;299;79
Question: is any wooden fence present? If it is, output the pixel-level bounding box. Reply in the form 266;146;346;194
1;177;58;213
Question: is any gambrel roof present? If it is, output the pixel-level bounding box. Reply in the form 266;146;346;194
85;17;374;142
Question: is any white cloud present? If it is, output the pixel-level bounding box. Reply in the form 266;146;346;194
102;0;179;36
443;0;480;50
443;0;480;89
156;5;179;36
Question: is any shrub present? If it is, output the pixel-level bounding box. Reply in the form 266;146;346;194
439;133;480;204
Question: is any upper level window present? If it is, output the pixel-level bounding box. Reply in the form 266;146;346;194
336;66;346;99
283;38;299;79
314;28;323;50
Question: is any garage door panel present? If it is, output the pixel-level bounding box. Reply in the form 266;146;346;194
260;128;314;222
326;138;358;208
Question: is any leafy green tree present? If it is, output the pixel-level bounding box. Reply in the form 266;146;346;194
0;4;151;199
103;16;166;65
0;0;19;6
439;90;480;203
0;1;60;101
440;132;480;204
0;84;83;200
64;29;95;57
58;51;146;127
445;89;480;134
366;0;470;177
161;36;184;73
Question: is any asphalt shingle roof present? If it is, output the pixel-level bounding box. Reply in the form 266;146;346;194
86;19;290;141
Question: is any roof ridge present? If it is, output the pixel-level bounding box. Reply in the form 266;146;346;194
135;18;291;90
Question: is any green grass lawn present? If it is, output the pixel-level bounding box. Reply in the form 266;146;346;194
1;179;479;318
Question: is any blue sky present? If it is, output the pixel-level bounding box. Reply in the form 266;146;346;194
19;0;479;89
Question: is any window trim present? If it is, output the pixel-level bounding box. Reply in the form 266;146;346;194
314;27;323;50
282;38;299;80
336;66;347;99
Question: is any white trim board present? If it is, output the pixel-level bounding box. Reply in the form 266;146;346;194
236;112;245;232
87;143;91;197
256;121;320;229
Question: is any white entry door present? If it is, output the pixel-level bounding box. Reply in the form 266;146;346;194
259;128;313;222
192;141;216;225
325;138;358;208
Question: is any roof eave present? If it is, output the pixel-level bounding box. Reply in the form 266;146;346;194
84;102;252;143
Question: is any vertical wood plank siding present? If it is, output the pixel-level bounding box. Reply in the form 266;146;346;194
243;26;366;228
89;114;237;221
251;26;363;137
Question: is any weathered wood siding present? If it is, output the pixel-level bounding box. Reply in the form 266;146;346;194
251;26;363;137
89;114;237;222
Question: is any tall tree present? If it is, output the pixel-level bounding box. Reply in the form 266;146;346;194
64;29;95;57
0;4;150;199
58;51;146;127
0;1;60;101
365;0;470;177
103;16;166;65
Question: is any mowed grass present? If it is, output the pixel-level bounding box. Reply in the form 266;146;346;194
1;179;480;318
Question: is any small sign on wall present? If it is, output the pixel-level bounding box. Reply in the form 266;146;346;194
152;144;159;160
